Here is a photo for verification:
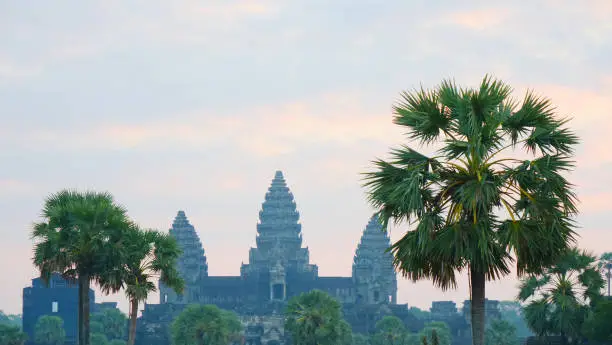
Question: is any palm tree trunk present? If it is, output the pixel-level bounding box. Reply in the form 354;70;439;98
78;275;91;345
128;298;138;345
607;267;611;297
470;268;486;345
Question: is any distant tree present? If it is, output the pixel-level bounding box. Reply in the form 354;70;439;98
98;226;183;345
430;329;440;345
285;290;350;345
108;340;126;345
582;299;612;344
363;76;579;345
371;316;407;345
485;319;518;345
408;307;431;321
599;252;612;297
352;333;370;345
220;310;243;345
171;304;237;345
32;191;131;345
0;311;22;328
339;320;353;345
0;323;28;345
90;321;104;335
90;309;127;341
90;333;109;345
419;322;451;345
518;247;604;343
34;315;66;345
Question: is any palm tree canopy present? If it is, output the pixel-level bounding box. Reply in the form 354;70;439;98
518;247;604;338
285;290;349;345
98;225;184;298
31;190;130;291
363;76;579;289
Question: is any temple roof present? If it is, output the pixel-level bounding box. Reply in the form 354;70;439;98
256;170;302;240
353;214;394;267
168;210;208;278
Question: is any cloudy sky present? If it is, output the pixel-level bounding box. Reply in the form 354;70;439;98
1;0;611;315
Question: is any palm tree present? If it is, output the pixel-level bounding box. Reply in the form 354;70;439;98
518;247;604;344
363;76;579;345
32;190;130;345
285;290;349;345
598;252;612;297
100;226;184;345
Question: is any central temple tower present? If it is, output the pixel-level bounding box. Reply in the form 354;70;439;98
240;171;318;300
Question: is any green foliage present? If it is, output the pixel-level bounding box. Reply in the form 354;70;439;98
171;304;240;345
90;333;109;345
363;76;579;345
108;340;126;345
599;252;612;296
220;310;243;344
31;190;133;345
90;321;104;335
0;323;28;345
518;247;604;343
408;307;431;320
0;311;22;329
371;316;407;345
97;225;184;345
352;333;370;345
418;322;451;345
91;309;127;341
582;299;612;343
485;319;518;345
285;290;351;345
34;315;66;345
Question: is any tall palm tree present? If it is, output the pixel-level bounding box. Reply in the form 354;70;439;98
518;247;604;344
32;190;130;345
100;226;184;345
363;76;579;345
598;252;612;297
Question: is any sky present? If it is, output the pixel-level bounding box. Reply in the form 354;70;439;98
1;0;611;315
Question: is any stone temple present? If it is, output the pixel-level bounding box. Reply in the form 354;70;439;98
137;171;415;345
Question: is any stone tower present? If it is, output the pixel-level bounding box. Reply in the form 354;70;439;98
240;171;318;300
160;210;208;304
352;215;397;304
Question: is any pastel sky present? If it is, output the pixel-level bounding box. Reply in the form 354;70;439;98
1;0;611;315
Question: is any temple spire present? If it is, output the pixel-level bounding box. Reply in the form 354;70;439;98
160;210;208;304
241;171;318;277
256;170;302;247
352;214;397;304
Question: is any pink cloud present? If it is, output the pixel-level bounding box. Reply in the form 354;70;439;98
440;8;512;31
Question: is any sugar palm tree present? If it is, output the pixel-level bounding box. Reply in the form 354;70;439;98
518;247;604;343
32;190;130;345
285;290;349;345
598;252;612;297
363;76;579;345
99;226;184;345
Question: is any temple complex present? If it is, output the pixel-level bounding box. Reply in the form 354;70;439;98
136;171;406;345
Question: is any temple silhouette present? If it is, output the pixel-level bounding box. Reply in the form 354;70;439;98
137;171;408;345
